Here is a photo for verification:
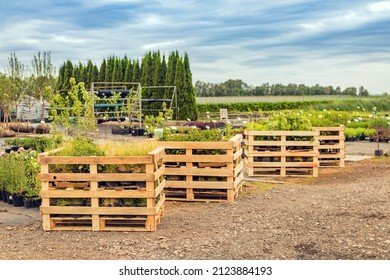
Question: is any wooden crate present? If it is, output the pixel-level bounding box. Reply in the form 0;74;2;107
244;130;320;177
314;126;345;167
158;134;244;202
38;147;165;231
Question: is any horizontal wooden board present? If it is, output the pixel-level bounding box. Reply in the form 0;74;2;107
39;155;153;165
164;167;232;176
159;141;233;149
40;206;155;215
163;154;233;163
246;140;319;146
38;173;153;182
166;180;234;189
40;189;155;199
246;161;318;168
246;151;319;157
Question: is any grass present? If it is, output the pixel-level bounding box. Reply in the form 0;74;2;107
98;139;157;156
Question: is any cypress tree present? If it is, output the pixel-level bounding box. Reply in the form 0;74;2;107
105;55;114;82
132;60;140;82
124;59;133;82
174;57;187;119
63;60;73;90
99;59;106;82
56;62;65;90
183;52;197;120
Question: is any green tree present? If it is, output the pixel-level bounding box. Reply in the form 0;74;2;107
99;59;107;82
31;51;56;121
49;77;96;136
183;52;197;119
0;74;17;126
7;53;29;121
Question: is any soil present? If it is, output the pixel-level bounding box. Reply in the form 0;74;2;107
0;158;389;260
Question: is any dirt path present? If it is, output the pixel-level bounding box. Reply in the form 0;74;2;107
0;158;389;260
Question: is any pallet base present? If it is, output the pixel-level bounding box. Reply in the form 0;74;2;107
164;186;242;202
46;209;164;231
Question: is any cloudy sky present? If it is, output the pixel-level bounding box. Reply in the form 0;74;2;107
1;0;390;94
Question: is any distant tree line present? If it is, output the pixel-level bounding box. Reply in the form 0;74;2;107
195;79;370;97
56;51;197;120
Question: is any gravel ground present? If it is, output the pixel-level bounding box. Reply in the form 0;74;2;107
0;158;389;260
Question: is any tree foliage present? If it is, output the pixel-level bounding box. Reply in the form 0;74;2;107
194;80;370;97
56;51;197;120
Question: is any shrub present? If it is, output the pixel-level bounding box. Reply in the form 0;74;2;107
246;112;312;131
8;122;35;133
35;123;51;134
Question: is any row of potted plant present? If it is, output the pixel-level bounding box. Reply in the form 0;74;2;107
0;149;41;208
0;135;62;208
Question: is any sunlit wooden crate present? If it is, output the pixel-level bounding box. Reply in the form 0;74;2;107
38;147;165;231
158;134;244;202
244;130;320;177
314;126;345;167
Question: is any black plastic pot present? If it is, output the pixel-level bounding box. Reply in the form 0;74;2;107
12;194;24;207
1;190;8;202
112;126;131;135
23;197;36;208
34;198;42;207
131;127;145;137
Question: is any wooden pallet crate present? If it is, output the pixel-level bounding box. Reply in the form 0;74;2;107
38;147;165;231
244;130;320;177
158;134;244;202
314;126;345;167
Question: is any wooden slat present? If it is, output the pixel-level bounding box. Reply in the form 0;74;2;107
229;134;243;147
39;155;152;165
165;167;232;176
166;180;234;189
38;173;152;182
163;154;232;163
40;189;155;198
159;141;232;149
40;206;155;215
247;161;318;168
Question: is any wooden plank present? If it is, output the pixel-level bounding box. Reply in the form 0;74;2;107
229;134;243;147
40;189;155;198
234;160;244;177
163;154;232;163
164;167;232;176
38;173;152;182
154;179;166;197
247;161;319;168
148;147;165;162
198;162;228;168
159;141;232;149
40;206;155;215
246;151;318;157
39;155;152;165
153;165;165;181
166;180;234;189
233;148;243;160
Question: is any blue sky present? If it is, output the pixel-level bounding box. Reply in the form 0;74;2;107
1;0;390;94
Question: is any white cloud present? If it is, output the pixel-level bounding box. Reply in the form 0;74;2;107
368;1;390;12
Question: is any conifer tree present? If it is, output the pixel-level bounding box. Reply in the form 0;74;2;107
99;59;106;82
